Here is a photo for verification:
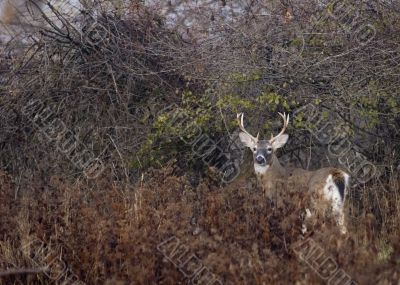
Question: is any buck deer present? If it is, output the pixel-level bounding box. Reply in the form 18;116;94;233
237;112;349;234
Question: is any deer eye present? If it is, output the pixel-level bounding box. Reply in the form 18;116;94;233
252;147;257;152
267;147;272;152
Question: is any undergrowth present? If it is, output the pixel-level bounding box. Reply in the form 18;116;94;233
0;164;399;284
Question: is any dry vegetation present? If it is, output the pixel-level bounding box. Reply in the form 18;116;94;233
0;166;399;284
0;0;400;284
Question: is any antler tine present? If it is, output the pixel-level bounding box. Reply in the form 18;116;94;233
237;113;258;141
270;112;290;142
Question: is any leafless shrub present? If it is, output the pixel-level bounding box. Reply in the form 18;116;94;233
0;3;200;187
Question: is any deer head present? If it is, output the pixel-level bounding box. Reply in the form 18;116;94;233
237;112;289;169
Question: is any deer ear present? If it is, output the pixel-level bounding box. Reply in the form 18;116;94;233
271;134;288;149
239;132;256;149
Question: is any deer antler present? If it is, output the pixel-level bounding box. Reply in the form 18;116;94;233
270;112;289;142
237;113;259;142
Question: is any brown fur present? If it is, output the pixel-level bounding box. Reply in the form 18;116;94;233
257;155;287;197
255;154;348;233
261;157;346;198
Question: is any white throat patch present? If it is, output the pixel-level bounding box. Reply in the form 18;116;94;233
254;164;269;175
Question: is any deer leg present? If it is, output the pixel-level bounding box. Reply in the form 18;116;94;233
301;208;312;234
334;208;347;234
329;198;347;234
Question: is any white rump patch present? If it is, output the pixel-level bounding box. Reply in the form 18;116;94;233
254;164;269;175
323;175;343;211
323;174;347;234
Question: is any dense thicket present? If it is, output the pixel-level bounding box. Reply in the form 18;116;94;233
0;0;399;284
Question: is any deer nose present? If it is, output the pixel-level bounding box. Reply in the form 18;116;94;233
256;155;266;164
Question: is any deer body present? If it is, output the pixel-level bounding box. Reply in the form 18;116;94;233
238;113;349;233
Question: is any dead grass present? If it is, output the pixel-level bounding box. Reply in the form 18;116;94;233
0;164;399;284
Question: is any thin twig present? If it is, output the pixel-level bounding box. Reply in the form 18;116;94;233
0;267;48;277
